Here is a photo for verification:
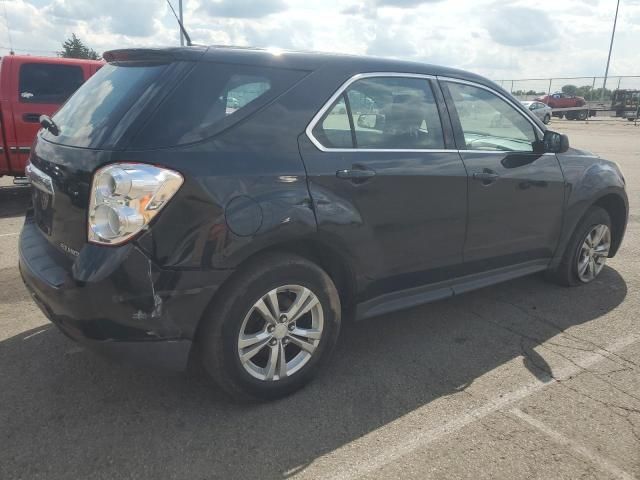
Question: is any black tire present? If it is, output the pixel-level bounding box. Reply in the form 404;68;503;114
546;206;612;287
198;252;341;401
577;110;588;120
543;114;551;124
628;118;636;122
565;112;576;120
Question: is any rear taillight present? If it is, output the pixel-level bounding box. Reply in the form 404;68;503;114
88;163;183;245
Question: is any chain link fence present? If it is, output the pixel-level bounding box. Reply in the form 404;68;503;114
493;76;640;103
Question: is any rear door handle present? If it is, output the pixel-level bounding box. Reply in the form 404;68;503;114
473;170;499;185
336;168;376;180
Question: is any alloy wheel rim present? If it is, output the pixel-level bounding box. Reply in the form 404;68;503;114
577;224;610;283
237;285;324;381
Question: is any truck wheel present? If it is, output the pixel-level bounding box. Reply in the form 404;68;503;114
628;118;636;122
577;110;588;120
198;252;341;401
546;207;612;287
543;114;551;124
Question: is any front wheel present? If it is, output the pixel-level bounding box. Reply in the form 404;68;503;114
543;114;551;124
198;253;341;401
547;207;612;286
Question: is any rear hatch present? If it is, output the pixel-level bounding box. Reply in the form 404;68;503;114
28;47;307;254
29;49;197;254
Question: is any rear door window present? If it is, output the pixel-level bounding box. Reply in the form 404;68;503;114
312;76;445;150
19;63;84;104
132;62;307;148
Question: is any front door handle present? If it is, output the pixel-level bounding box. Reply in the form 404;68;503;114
336;168;376;180
473;170;499;185
23;113;42;123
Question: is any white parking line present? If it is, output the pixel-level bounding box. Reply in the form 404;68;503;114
0;232;19;237
308;334;639;480
511;408;635;480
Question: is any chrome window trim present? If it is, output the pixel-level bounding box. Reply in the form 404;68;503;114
305;72;546;154
437;76;545;138
457;150;556;156
305;72;450;153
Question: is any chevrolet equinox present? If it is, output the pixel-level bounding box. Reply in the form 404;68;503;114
20;46;628;401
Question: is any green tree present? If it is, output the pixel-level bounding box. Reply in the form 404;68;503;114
561;84;578;96
58;33;100;60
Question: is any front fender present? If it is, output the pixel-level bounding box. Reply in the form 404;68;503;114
551;153;628;267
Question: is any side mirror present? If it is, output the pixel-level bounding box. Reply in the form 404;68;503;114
543;130;569;153
357;113;384;130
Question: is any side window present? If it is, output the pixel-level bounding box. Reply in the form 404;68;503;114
133;62;306;148
446;82;537;152
311;76;444;150
19;63;84;104
224;75;270;114
311;95;353;148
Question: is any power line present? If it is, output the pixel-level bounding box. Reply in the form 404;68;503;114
0;45;59;55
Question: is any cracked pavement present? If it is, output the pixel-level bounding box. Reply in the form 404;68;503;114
1;118;639;479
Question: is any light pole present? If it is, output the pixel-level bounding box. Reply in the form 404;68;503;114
179;0;184;47
601;0;620;101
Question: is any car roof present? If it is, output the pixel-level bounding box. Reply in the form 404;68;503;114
103;45;500;89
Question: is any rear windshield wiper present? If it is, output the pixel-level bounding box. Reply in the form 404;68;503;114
39;115;59;136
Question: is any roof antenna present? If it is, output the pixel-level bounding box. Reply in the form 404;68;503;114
166;0;192;46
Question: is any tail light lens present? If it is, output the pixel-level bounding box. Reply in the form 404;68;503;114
88;163;183;245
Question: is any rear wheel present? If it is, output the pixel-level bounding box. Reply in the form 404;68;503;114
547;207;612;286
198;253;341;401
577;110;588;120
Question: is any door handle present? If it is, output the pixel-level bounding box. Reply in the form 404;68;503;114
336;168;376;180
473;170;499;185
22;113;42;123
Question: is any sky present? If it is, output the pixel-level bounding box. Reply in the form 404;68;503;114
0;0;638;81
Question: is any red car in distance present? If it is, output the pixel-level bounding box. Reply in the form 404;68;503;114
535;92;586;108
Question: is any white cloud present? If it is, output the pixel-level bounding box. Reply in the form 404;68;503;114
0;0;637;83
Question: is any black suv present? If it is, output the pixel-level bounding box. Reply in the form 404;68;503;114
20;47;628;400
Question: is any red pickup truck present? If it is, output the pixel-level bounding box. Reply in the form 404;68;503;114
0;55;103;178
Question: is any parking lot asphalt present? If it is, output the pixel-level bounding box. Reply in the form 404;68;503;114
1;118;639;480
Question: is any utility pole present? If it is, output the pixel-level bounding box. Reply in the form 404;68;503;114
601;0;620;101
179;0;184;47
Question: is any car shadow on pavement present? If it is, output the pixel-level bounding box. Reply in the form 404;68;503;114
0;185;30;218
0;266;627;479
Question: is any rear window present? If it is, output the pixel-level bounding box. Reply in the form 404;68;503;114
44;60;306;149
19;63;84;104
47;62;171;149
131;62;307;148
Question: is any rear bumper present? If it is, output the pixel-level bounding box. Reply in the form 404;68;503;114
19;216;232;371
